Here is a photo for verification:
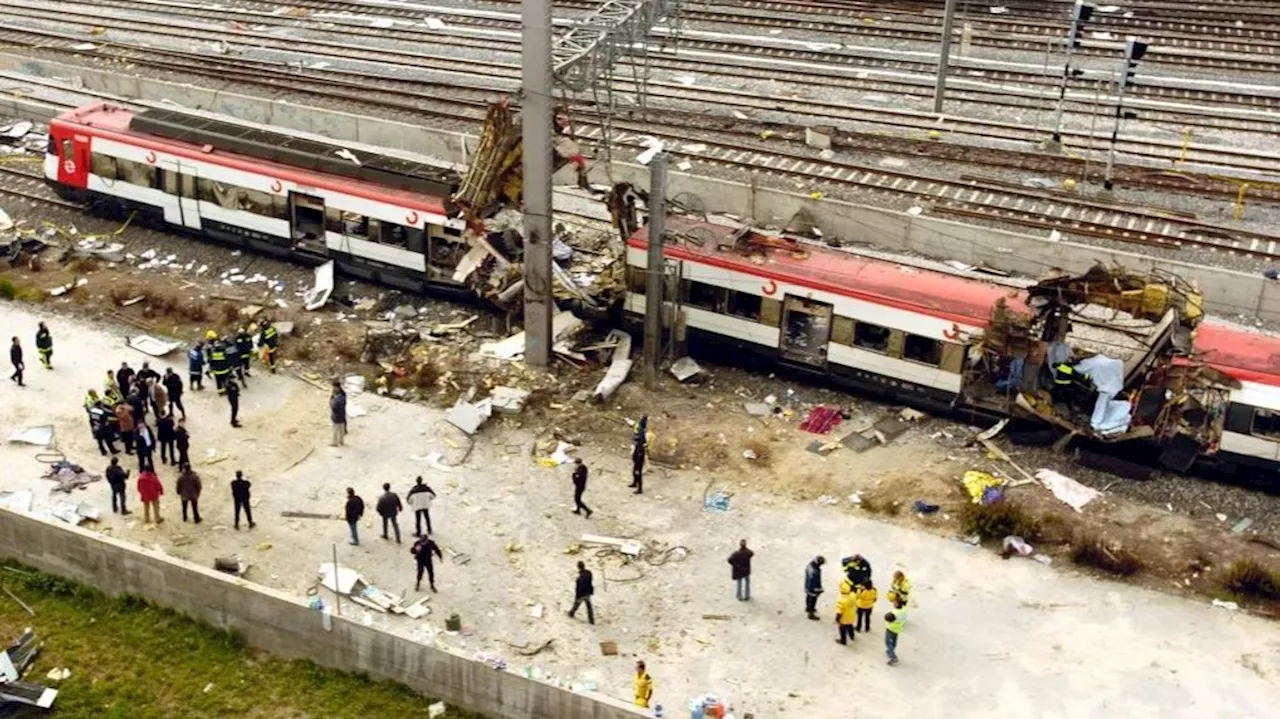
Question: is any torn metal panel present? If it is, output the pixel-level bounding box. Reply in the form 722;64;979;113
303;260;335;311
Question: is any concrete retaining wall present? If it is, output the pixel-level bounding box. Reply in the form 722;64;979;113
0;508;643;719
5;55;1273;322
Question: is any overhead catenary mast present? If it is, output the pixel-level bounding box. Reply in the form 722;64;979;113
522;0;676;367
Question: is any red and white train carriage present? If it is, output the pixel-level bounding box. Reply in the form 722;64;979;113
622;218;1280;476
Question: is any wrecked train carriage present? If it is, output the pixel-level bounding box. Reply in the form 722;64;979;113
620;214;1280;477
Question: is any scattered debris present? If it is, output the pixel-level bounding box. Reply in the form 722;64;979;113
127;335;183;357
445;393;492;435
1034;469;1101;512
599;640;618;656
48;501;100;525
0;490;33;512
2;587;34;616
214;556;249;576
1211;599;1240;611
42;460;100;494
962;470;1004;504
490;386;530;414
580;534;642;557
1001;535;1034;557
1231;518;1254;534
6;426;54;446
669;356;703;382
1;629;58;709
804;127;832;150
912;500;940;515
43;668;70;682
703;491;731;513
743;402;771;417
799;406;842;434
592;330;633;400
428;701;448;718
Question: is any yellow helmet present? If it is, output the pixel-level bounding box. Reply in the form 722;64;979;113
205;330;218;340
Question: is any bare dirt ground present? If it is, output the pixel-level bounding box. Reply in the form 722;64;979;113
1;297;1279;717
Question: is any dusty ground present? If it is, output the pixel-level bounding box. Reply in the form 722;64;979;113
1;301;1278;717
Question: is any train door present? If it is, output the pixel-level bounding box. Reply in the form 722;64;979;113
780;295;833;368
289;192;327;255
55;134;89;187
158;159;199;229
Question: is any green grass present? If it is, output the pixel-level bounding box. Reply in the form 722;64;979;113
0;563;478;719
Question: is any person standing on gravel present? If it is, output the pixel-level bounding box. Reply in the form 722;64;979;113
344;487;364;546
235;326;254;380
629;414;647;494
377;482;403;544
231;470;255;530
568;560;595;624
330;381;347;447
411;533;443;593
175;418;191;467
137;466;163;524
163;367;186;420
188;340;206;391
226;377;242;428
9;337;24;387
175;462;202;524
406;476;437;537
804;555;826;620
34;321;52;370
105;457;130;515
571;458;592;518
728;539;754;601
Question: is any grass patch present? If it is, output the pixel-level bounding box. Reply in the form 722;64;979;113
1220;559;1279;601
1070;531;1143;577
0;562;476;719
0;278;15;300
959;499;1041;541
0;278;49;303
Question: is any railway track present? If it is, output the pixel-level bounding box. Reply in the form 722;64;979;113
0;163;86;210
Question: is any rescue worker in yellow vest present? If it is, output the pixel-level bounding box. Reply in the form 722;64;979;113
834;583;857;645
1051;362;1092;407
885;608;906;666
888;570;912;607
209;340;231;394
259;320;279;374
856;580;879;633
84;388;102;412
633;660;653;709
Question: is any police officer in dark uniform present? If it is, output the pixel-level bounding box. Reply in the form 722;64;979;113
188;339;207;391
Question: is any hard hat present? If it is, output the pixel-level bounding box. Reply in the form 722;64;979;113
206;330;217;340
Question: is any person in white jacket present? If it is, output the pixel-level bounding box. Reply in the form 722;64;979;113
406;475;438;537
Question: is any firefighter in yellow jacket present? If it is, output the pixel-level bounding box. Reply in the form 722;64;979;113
834;583;857;645
633;660;653;708
855;580;878;633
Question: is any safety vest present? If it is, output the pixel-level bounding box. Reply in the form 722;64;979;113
84;392;99;411
210;346;229;374
886;609;906;634
261;325;278;348
1052;363;1076;385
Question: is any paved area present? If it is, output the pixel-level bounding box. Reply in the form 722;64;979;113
0;303;1277;717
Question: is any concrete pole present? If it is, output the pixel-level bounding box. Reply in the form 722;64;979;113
933;0;959;114
521;0;554;367
1103;64;1132;191
643;153;667;390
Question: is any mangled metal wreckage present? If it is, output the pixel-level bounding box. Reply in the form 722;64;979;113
966;264;1231;470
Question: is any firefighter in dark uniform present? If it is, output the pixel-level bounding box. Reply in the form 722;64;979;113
259;319;279;374
235;326;254;379
35;321;53;369
209;339;231;394
1051;362;1092;408
224;333;243;386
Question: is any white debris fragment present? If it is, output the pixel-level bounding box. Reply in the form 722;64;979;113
425;17;446;30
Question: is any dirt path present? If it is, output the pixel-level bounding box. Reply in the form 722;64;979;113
1;303;1277;717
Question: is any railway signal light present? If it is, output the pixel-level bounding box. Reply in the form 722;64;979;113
1051;2;1096;143
1104;38;1152;191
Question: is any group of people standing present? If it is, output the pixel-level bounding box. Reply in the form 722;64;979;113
185;320;280;428
343;478;443;592
809;554;912;666
105;456;255;530
85;360;189;470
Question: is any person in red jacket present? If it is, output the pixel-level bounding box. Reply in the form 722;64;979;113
137;468;164;524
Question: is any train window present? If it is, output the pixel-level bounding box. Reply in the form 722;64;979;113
830;316;854;345
1252;409;1280;439
853;321;891;352
380;222;409;248
162;169;178;194
940;342;965;373
627;265;646;295
61;139;73;159
443;225;463;238
324;206;344;235
117;159;156;188
236;188;273;215
682;280;724;312
903;334;943;366
91;153;117;180
196;178;217;203
180;174;195;197
727;290;762;321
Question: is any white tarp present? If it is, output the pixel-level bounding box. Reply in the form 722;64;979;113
304;260;335;311
7;425;54;446
1034;469;1102;512
127;335;182;357
318;562;361;595
1074;355;1130;434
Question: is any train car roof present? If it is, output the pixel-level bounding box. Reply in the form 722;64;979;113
629;217;1026;326
629;217;1280;387
52;103;454;216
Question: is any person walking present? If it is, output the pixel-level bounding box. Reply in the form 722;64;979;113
804;555;826;620
406;476;437;537
411;533;443;592
376;482;403;543
163;367;186;419
344;487;364;545
187;340;205;391
633;661;653;709
105;457;130;515
134;420;156;472
568;560;595;624
34;321;52;369
137;467;163;524
226;376;242;427
175;462;202;523
835;583;857;646
728;539;754;601
114;401;135;455
116;361;135;397
884;609;905;666
259;319;279;373
329;381;347;446
231;470;254;530
174;418;191;467
629;414;647;494
856;580;878;633
235;326;254;379
571;458;592;518
156;410;177;466
9;337;24;387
